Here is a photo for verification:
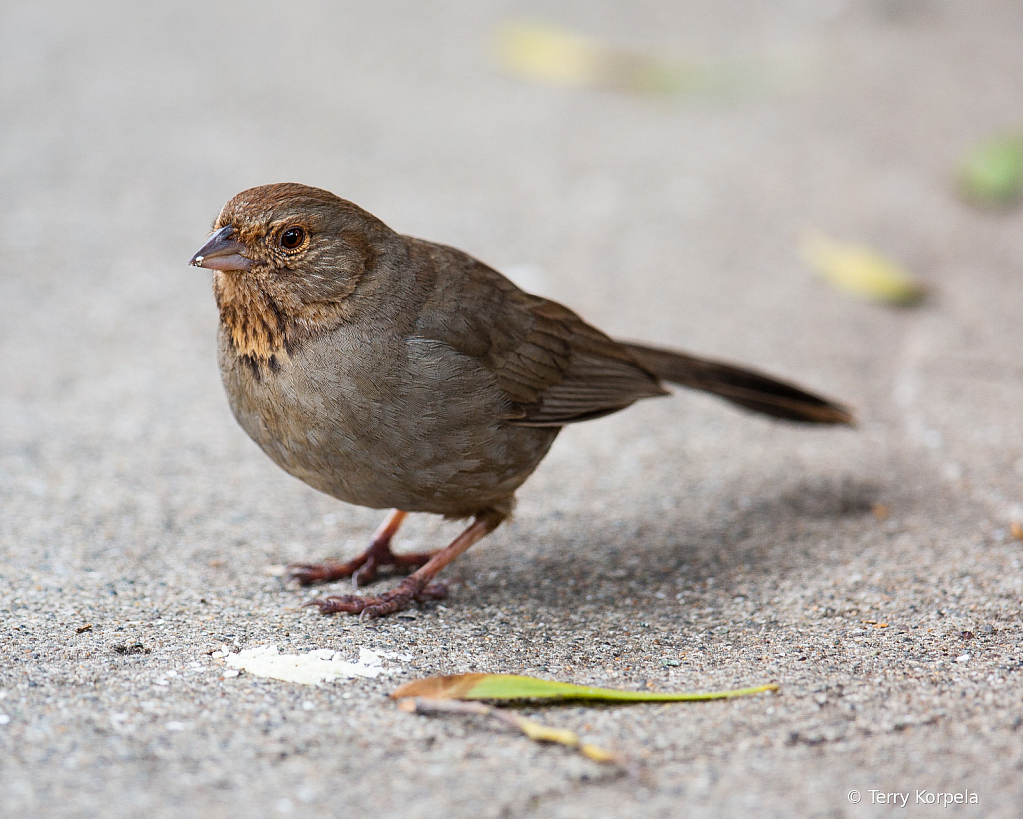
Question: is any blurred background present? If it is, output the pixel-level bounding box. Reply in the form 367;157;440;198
2;2;1023;816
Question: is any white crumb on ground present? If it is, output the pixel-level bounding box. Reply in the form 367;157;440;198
218;644;410;685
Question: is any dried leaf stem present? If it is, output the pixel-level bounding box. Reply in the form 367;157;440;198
397;697;627;768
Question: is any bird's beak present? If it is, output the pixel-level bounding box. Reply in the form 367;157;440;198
189;225;253;271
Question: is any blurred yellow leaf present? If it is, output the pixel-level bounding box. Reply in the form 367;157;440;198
495;21;809;98
959;132;1023;207
497;23;607;88
800;231;926;306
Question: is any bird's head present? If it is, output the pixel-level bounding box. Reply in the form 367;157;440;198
190;183;389;305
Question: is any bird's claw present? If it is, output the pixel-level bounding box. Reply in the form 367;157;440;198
302;580;447;620
285;548;434;589
285;559;364;587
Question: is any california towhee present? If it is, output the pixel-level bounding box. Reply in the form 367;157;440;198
190;183;853;619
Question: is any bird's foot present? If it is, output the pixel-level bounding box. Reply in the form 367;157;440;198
285;558;363;587
285;510;434;587
295;508;504;620
302;577;447;620
286;546;436;588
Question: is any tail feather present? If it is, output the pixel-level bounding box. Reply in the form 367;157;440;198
621;341;854;426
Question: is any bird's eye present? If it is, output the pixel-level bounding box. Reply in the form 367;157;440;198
279;226;306;251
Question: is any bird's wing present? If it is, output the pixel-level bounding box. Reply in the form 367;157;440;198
412;243;667;426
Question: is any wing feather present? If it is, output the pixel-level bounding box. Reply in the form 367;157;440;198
411;242;666;425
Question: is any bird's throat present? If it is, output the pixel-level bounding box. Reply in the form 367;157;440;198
213;272;292;366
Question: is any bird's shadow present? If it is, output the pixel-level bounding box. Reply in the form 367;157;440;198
453;475;883;611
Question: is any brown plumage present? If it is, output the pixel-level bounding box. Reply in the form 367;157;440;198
190;183;853;619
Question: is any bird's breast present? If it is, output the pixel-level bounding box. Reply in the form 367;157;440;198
216;325;558;515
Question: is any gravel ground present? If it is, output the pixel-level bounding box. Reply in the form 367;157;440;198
2;1;1022;817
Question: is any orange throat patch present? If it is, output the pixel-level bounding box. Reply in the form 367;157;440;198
214;272;293;365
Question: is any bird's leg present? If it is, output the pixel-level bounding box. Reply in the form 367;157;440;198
286;510;438;587
303;509;505;619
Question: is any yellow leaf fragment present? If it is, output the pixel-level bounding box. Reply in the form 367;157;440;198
398;697;622;767
800;231;926;306
580;743;622;763
509;713;580;746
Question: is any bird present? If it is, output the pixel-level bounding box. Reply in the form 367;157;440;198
189;183;853;619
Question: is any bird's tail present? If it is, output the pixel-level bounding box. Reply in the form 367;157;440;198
620;341;854;426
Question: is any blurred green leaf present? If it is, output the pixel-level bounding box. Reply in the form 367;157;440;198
959;132;1023;206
